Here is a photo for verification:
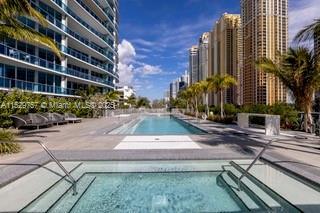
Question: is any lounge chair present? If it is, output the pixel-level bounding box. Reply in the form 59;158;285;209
29;113;54;127
64;113;82;123
40;112;68;125
10;114;50;129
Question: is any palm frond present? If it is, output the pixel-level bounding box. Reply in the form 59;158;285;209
0;23;61;57
294;18;320;43
0;0;47;26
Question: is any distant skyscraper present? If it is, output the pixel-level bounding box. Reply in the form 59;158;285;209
211;13;241;105
198;33;210;81
208;31;215;106
241;0;288;105
189;45;199;84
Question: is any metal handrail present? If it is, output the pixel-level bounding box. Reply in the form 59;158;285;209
2;140;78;195
237;139;275;189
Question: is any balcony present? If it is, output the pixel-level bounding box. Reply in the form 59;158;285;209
51;0;115;40
30;2;115;56
0;43;114;87
0;76;78;96
74;0;116;35
59;44;115;73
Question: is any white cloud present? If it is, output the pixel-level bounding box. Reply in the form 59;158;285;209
118;63;134;86
117;39;164;87
289;0;320;43
118;39;136;64
118;39;136;86
135;64;162;75
132;38;157;47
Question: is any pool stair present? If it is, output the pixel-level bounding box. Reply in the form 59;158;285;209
0;162;82;212
219;161;302;213
20;164;96;213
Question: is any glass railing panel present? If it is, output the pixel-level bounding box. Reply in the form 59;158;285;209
0;43;113;86
0;76;79;95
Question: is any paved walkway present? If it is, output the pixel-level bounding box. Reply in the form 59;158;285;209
176;114;320;186
0;113;319;187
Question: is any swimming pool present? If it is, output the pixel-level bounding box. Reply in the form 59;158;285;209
109;115;205;135
1;160;319;212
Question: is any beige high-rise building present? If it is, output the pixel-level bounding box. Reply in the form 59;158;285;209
241;0;288;105
208;31;215;106
210;13;242;106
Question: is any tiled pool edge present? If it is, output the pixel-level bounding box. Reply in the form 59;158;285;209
0;149;254;188
1;149;320;189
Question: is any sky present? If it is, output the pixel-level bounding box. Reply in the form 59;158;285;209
118;0;320;100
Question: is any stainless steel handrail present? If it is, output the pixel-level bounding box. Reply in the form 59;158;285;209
3;140;78;195
237;139;275;189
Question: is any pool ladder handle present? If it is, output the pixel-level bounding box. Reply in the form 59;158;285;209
237;139;275;190
8;140;78;196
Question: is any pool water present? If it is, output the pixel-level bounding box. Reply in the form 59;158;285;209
70;172;242;212
2;160;318;213
110;115;205;135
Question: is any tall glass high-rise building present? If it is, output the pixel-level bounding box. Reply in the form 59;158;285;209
198;32;210;82
189;45;199;85
241;0;288;105
0;0;119;97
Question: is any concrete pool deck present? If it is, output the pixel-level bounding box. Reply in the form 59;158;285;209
0;113;320;188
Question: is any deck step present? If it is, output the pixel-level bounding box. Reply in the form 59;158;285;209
22;163;82;212
0;162;81;212
219;172;265;211
48;175;96;213
229;161;301;212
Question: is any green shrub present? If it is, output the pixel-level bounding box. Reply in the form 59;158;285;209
224;104;239;116
0;130;21;154
270;103;299;129
208;115;235;124
209;106;220;114
197;104;206;113
240;103;299;129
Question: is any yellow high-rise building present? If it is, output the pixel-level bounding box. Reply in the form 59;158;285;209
209;13;242;106
241;0;288;105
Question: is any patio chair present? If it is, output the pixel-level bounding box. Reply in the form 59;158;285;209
64;113;82;123
10;114;49;129
41;113;68;125
29;113;54;127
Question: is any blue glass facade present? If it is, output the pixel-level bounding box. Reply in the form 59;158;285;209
0;0;119;97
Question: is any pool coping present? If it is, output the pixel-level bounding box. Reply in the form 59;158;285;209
0;149;254;188
1;149;320;191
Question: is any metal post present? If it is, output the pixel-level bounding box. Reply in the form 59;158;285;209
237;139;275;190
3;140;78;195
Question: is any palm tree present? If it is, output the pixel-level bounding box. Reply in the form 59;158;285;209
0;0;61;57
208;74;237;118
127;95;136;108
257;47;320;132
199;80;214;117
294;18;320;43
105;91;120;101
189;82;202;118
177;89;191;112
76;86;98;99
